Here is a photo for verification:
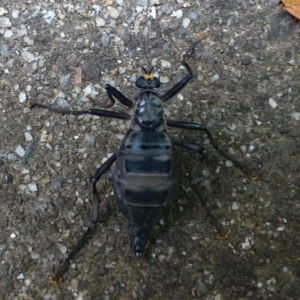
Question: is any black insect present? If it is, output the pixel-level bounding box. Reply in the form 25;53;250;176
29;47;246;281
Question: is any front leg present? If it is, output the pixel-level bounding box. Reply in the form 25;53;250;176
28;101;131;120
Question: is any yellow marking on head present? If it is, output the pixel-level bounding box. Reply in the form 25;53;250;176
143;73;154;80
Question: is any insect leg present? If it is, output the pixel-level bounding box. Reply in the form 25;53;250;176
172;136;224;235
28;101;131;120
161;62;193;102
167;120;248;172
91;153;117;223
51;154;116;283
105;84;133;108
172;138;209;160
161;41;200;102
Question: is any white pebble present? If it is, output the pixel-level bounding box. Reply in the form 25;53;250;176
109;7;120;19
0;16;12;27
240;145;247;153
225;160;233;167
4;30;13;38
11;28;27;39
160;76;169;83
24;132;33;141
232;201;239;210
248;145;255;152
119;67;126;74
24;279;31;286
136;6;143;13
110;120;118;127
17;273;24;280
115;133;125;140
171;9;183;18
291;112;300;120
11;9;19;18
96;17;105;27
0;7;8;15
211;74;219;81
161;59;171;68
269;98;277;108
182;18;190;28
83;85;98;101
10;232;16;238
59;245;67;254
28;183;38;192
15;145;25;157
19;92;27;103
228;123;236;131
22;50;36;62
257;282;263;288
31;252;40;260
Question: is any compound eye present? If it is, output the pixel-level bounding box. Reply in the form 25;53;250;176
153;77;160;88
136;77;145;88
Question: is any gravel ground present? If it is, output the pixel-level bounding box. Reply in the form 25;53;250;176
1;0;300;299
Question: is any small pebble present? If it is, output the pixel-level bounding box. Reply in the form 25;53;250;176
31;252;40;259
59;74;70;88
24;132;33;141
119;67;126;74
17;273;24;280
136;6;143;13
160;76;169;83
269;98;277;108
182;18;190;29
291;112;300;120
4;30;13;38
109;7;120;19
22;51;36;62
232;201;239;210
15;145;25;157
19;92;27;103
228;123;236;131
0;16;12;27
195;279;208;295
211;74;219;81
161;59;171;68
0;7;8;15
96;17;105;27
102;32;110;46
71;279;79;291
136;0;148;6
225;160;233;167
215;294;222;300
171;9;183;18
28;183;38;192
240;145;247;153
74;67;82;85
11;9;19;18
59;245;67;254
257;282;263;288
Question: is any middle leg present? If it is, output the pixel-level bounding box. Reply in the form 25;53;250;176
167;120;247;172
